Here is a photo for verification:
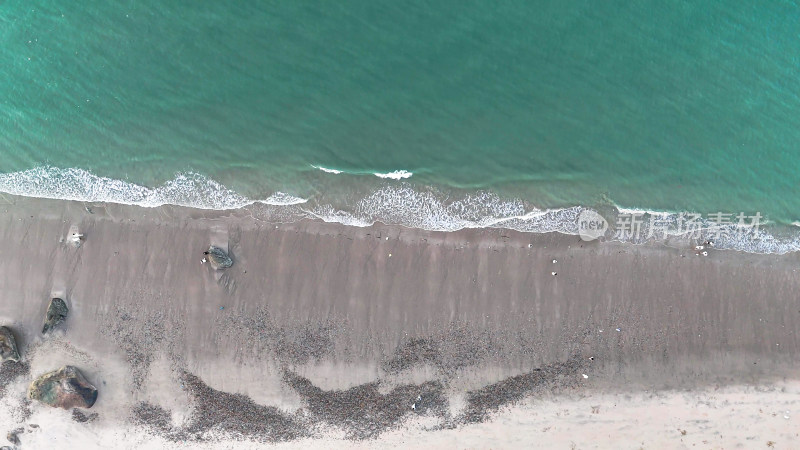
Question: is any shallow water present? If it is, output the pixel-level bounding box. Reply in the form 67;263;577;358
2;1;799;246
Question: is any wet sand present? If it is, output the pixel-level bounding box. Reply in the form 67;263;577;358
0;195;798;447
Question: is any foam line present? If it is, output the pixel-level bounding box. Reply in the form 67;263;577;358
0;167;797;255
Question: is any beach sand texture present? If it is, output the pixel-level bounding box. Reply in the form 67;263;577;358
0;196;797;448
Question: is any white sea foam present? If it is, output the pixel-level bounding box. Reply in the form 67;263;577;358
0;167;798;255
0;167;307;210
311;165;343;174
309;185;583;234
616;206;674;218
373;170;413;179
261;192;308;206
607;207;800;254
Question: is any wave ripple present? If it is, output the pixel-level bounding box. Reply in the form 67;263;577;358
0;167;797;255
0;167;304;210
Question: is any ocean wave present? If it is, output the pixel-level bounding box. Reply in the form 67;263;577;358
615;206;674;218
311;165;343;175
305;186;800;254
261;192;308;206
373;170;412;180
302;183;585;237
0;166;304;210
0;167;798;255
311;165;413;180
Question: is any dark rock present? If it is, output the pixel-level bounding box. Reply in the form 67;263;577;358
42;298;68;334
203;246;233;270
0;326;20;362
6;427;22;445
28;365;97;409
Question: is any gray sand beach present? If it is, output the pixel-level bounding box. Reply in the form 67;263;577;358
0;195;798;448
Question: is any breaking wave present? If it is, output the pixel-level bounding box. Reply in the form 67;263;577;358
261;192;308;206
0;167;797;255
311;165;343;175
373;170;413;180
311;165;413;180
0;167;303;210
307;186;582;234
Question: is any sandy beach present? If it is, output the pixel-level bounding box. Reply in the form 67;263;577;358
0;195;798;448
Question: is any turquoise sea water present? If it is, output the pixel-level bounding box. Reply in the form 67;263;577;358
1;2;799;249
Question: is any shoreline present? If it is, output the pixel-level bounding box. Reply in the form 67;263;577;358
2;166;800;255
0;194;798;446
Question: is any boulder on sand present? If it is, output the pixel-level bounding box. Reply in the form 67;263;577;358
0;326;20;362
6;427;22;446
42;298;68;334
203;246;233;270
28;365;97;409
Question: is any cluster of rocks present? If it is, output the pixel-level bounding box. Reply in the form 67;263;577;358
3;241;593;444
29;299;97;409
0;297;98;446
0;243;237;448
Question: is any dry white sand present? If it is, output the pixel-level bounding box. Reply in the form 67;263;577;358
4;380;798;449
